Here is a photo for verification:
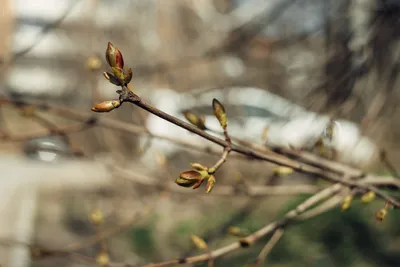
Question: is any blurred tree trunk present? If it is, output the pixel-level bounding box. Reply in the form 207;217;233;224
0;0;13;84
294;0;400;161
0;0;14;154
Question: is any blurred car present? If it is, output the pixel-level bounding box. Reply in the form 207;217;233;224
23;135;71;162
138;87;379;171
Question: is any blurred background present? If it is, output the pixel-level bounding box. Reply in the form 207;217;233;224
0;0;400;266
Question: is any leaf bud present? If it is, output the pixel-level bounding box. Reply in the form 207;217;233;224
190;235;208;250
206;175;216;193
103;72;123;86
105;42;124;68
124;68;133;85
111;67;125;83
360;191;376;204
183;110;207;130
376;208;388;222
341;195;353;211
212;98;227;128
273;166;294;176
91;100;121;112
227;226;249;237
89;208;104;225
176;170;202;188
96;250;110;266
190;163;208;171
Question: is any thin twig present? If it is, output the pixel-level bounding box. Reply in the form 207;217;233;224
180;171;284;258
297;193;344;220
254;229;284;267
206;246;214;267
209;127;232;173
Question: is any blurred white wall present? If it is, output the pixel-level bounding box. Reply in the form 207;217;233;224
0;154;111;267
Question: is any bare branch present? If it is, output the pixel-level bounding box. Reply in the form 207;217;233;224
119;88;400;207
253;228;284;267
108;184;343;267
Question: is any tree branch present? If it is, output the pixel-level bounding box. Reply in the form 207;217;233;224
120;89;400;208
108;183;343;267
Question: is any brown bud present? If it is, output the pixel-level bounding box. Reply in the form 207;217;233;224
105;42;124;68
206;175;216;193
176;170;202;188
190;235;208;250
183;110;207;130
103;72;122;86
91;100;121;112
124;68;133;85
212;98;227;128
190;163;208;171
180;170;202;180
